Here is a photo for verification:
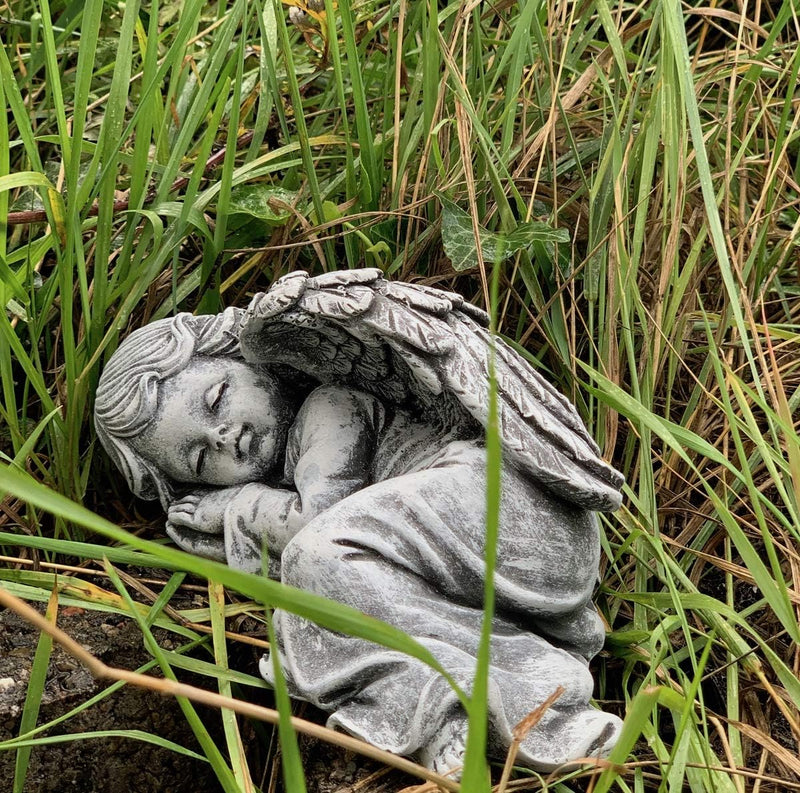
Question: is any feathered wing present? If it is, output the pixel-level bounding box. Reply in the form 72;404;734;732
239;269;624;512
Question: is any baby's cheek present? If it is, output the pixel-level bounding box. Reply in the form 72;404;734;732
201;457;245;487
234;457;270;485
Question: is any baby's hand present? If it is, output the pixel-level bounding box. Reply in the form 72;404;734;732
167;487;242;535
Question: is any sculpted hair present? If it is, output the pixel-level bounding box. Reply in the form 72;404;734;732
94;307;244;506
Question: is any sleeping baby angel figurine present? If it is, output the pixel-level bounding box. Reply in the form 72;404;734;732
94;268;625;776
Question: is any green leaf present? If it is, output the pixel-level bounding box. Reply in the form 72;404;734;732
437;193;568;272
228;184;298;225
505;223;570;248
320;200;341;223
151;201;213;240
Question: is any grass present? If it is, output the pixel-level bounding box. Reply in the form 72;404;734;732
1;0;800;790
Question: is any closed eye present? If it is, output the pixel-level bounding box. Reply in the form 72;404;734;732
195;446;207;477
206;379;227;413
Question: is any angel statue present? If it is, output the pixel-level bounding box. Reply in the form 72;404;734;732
94;268;625;776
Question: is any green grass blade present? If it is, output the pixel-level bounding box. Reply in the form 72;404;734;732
266;609;307;793
338;0;378;209
461;258;502;791
0;463;469;707
36;0;70;173
12;586;58;793
209;579;255;790
88;0;140;349
102;560;241;793
5;730;208;760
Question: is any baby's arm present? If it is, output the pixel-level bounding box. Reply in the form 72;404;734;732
172;386;385;574
285;385;384;516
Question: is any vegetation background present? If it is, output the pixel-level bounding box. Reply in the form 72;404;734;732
1;0;799;790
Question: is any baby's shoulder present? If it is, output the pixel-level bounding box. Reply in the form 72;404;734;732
300;384;383;413
292;384;387;433
304;383;367;402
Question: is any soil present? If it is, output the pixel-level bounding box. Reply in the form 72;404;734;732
0;604;226;792
0;605;415;793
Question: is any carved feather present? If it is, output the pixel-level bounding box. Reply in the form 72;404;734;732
299;285;374;319
240;268;624;512
310;268;383;289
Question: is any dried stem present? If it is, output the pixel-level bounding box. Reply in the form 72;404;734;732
0;584;460;792
496;685;564;793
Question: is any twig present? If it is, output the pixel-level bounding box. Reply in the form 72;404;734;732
0;557;270;648
0;584;461;792
4;131;255;227
0;554;203;592
568;758;800;791
113;566;271;650
496;686;564;793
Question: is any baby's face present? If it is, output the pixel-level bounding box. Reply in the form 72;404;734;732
132;357;291;486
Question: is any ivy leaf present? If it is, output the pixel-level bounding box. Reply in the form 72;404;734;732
437;193;569;272
438;193;499;272
506;222;570;248
229;185;298;225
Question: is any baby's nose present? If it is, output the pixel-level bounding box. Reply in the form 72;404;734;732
209;424;231;450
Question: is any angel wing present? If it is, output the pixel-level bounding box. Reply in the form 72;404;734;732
239;269;624;512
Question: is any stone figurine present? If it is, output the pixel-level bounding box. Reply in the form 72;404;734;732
94;268;625;776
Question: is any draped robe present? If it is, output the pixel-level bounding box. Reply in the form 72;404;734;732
221;385;621;770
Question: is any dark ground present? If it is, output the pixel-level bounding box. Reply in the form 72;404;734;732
0;605;416;793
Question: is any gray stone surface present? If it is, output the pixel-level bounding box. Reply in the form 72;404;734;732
94;268;625;777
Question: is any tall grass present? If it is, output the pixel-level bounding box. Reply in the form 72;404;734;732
1;0;799;790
